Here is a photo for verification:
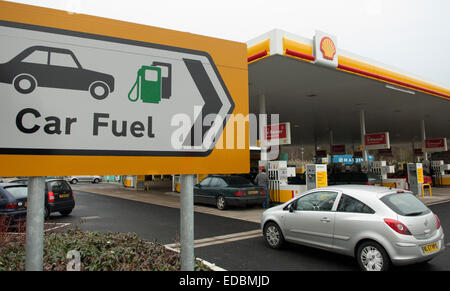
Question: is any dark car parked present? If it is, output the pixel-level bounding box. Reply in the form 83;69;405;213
328;171;382;186
194;175;266;210
6;178;75;219
0;183;28;229
0;46;114;99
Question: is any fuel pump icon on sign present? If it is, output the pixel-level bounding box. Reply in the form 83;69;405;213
128;62;172;104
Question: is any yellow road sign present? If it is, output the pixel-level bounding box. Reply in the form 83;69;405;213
417;167;424;184
0;2;249;176
316;170;328;188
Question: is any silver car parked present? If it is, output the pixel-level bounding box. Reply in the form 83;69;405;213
261;185;445;271
67;176;103;184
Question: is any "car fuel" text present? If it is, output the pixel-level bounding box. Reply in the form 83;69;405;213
15;108;156;138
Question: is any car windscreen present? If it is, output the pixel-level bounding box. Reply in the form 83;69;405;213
3;186;28;199
223;176;253;186
381;193;430;216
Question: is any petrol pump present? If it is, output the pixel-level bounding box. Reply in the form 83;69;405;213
123;175;135;188
370;161;383;179
431;160;445;186
361;161;370;173
370;161;395;181
265;160;301;204
407;163;424;196
306;164;328;191
415;160;450;187
444;164;450;186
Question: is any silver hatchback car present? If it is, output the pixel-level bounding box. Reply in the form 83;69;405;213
67;176;103;184
261;185;445;271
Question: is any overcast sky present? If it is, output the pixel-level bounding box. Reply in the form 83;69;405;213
7;0;450;88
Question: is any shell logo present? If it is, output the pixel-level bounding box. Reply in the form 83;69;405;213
320;37;336;60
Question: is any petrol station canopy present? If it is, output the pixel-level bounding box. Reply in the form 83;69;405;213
247;29;450;148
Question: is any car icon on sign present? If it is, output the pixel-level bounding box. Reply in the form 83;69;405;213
0;46;115;99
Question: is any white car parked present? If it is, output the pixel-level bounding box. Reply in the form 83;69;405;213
261;185;445;271
67;176;103;184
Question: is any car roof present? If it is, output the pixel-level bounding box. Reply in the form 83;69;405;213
210;175;251;179
0;183;28;188
2;179;66;184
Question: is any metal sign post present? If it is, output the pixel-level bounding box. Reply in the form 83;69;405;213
180;174;194;271
25;176;45;271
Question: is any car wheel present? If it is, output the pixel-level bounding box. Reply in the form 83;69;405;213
71;179;78;184
216;196;227;210
44;207;50;220
264;222;284;249
93;178;100;184
14;74;37;94
60;209;72;217
357;241;390;271
90;82;110;100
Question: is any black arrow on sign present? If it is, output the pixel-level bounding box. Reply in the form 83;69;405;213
183;58;234;149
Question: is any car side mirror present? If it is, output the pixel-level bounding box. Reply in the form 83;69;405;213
195;184;201;188
289;204;295;213
284;203;296;213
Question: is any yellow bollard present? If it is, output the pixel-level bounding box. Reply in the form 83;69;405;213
422;184;432;198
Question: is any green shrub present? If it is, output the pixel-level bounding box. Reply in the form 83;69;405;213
0;229;210;271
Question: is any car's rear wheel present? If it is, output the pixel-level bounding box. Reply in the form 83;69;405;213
71;179;78;184
44;206;50;220
356;241;390;271
264;222;284;249
216;196;227;210
14;74;37;94
93;178;100;184
90;82;110;100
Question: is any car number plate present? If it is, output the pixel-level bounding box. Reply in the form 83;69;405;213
422;242;439;254
248;191;259;195
59;194;70;198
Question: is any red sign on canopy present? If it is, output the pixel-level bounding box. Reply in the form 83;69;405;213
425;138;448;152
264;123;291;145
364;132;390;150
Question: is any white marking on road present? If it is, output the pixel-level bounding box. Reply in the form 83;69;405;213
45;223;71;232
80;216;101;220
7;223;71;235
165;229;262;249
195;233;262;249
164;245;227;271
425;199;450;206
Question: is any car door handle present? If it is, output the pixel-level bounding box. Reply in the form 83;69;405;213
320;217;331;223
